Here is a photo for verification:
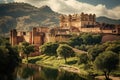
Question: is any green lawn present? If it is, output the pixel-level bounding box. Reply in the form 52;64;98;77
23;54;88;74
23;54;77;67
22;54;120;77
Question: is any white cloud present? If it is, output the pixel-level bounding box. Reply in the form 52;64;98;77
14;0;120;19
0;0;14;3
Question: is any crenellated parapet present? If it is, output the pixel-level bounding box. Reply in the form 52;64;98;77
59;12;96;22
59;12;96;28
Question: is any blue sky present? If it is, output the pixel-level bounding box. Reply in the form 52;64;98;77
77;0;120;9
0;0;120;19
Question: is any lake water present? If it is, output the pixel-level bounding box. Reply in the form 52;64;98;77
14;64;93;80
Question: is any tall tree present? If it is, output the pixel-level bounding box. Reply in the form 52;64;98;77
39;42;59;55
57;44;75;63
94;51;119;80
20;42;35;63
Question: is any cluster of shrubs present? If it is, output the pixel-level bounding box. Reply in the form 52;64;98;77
77;40;120;80
39;33;120;80
0;37;21;79
68;33;102;47
39;42;75;63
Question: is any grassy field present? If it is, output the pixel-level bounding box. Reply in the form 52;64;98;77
22;54;120;80
23;54;88;75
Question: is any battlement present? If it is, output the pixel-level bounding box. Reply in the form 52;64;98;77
59;13;96;28
60;12;95;22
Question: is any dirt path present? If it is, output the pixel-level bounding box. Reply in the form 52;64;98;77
59;65;80;73
95;76;120;80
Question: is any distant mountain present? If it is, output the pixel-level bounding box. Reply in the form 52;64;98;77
96;16;120;24
0;3;59;35
0;3;120;36
39;5;54;13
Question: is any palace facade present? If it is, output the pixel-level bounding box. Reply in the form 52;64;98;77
10;13;120;46
60;13;96;29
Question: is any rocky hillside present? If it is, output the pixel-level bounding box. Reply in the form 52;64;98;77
0;3;120;36
0;3;59;35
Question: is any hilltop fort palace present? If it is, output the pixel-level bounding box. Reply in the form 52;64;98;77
10;13;120;46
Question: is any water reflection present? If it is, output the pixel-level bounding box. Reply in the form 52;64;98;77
58;71;85;80
0;65;17;80
16;64;90;80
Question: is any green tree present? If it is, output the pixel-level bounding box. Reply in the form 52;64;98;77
57;44;75;63
0;37;9;46
79;45;86;51
106;44;120;54
67;33;102;47
39;42;59;55
81;33;93;45
20;42;35;62
88;45;104;61
92;34;102;44
94;51;119;80
68;36;83;47
77;53;88;64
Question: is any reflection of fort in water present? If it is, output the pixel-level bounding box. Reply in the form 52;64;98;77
10;13;120;46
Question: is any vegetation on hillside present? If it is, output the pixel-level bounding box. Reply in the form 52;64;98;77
57;44;75;63
19;42;35;63
68;33;102;51
94;51;119;80
39;42;59;56
24;33;120;80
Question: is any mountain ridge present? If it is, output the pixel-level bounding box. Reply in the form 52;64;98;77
0;3;119;35
96;16;120;24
